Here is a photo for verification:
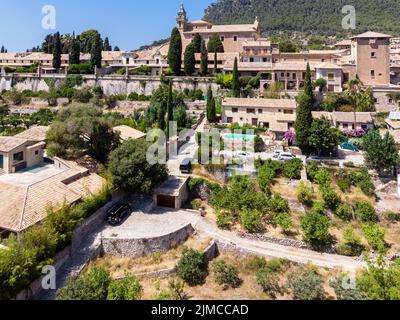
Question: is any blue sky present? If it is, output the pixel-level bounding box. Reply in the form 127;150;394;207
0;0;215;51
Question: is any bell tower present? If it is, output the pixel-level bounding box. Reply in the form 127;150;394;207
176;3;188;31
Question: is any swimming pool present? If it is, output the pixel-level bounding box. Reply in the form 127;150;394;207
223;134;256;140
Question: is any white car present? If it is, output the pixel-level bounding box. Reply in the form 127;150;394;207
273;150;285;158
278;152;296;161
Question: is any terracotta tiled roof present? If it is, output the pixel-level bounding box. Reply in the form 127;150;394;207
15;126;49;142
0;158;105;233
316;62;343;69
113;125;146;141
351;31;392;39
0;136;28;152
333;112;374;123
335;39;352;46
184;22;259;34
223;98;296;109
386;119;400;130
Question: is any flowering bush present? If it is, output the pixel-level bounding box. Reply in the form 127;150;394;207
343;129;366;138
284;130;296;144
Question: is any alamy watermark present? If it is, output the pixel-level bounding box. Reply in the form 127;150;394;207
342;5;356;30
42;5;56;30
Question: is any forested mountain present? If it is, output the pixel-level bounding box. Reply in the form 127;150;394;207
204;0;400;37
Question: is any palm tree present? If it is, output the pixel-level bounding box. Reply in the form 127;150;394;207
344;77;363;131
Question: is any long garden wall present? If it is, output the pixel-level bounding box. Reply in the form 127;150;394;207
0;74;218;96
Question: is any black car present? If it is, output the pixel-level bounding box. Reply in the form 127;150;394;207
106;203;131;226
179;158;192;174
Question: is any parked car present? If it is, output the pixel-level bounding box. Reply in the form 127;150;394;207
179;158;192;174
273;150;285;158
340;142;359;152
106;203;131;226
278;152;297;161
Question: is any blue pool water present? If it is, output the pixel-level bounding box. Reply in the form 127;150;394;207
224;134;256;140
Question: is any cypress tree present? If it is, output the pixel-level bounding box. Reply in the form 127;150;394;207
304;62;314;104
103;37;111;51
69;36;81;65
1;46;5;53
192;33;202;53
114;46;120;51
232;57;240;97
294;92;313;155
167;27;182;76
206;86;216;123
207;34;224;53
158;101;167;131
184;43;196;76
90;33;102;69
213;52;218;75
200;40;208;76
52;32;62;70
166;80;174;137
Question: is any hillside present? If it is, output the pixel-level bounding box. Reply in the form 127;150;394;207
204;0;400;37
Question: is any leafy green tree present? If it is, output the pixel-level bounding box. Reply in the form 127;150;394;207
107;274;143;300
240;209;263;233
192;33;202;53
272;36;299;53
363;131;399;173
154;279;189;300
295;92;313;155
90;33;102;69
287;267;326;300
355;201;377;223
108;139;168;194
273;212;293;233
47;104;120;162
314;78;327;92
232;57;240;98
173;104;188;128
69;36;81;65
157;100;167;131
166;80;173;137
52;32;62;69
297;181;313;207
56;267;111;300
362;223;386;253
168;27;182;76
308;118;342;156
357;257;400;300
79;29;102;53
184;43;196;76
300;211;331;246
257;164;276;193
335;203;354;221
200;40;208;76
212;260;242;290
336;228;365;256
207;34;224;53
282;159;303;180
177;249;208;286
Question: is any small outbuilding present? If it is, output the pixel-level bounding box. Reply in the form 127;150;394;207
154;176;189;209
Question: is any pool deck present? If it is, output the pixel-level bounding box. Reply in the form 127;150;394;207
0;164;66;186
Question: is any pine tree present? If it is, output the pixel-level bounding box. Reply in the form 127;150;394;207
114;46;120;51
184;43;196;76
167;27;182;76
213;52;218;75
192;33;202;53
0;46;5;53
200;40;208;76
52;32;62;69
69;36;81;65
91;33;102;69
158;101;167;131
304;63;314;104
103;37;111;51
294;92;313;155
232;57;240;97
207;34;224;53
166;80;174;138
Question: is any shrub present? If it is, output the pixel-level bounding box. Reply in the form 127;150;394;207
191;199;202;210
300;211;331;246
355;201;377;223
211;260;242;290
314;168;332;187
385;211;400;223
358;178;376;197
107;274;143;300
362;223;386;253
247;257;267;271
268;193;290;214
154;279;189;300
216;210;233;229
337;179;351;193
177;249;208;286
68;63;93;74
296;181;313;207
321;187;341;211
257;164;276;193
283;159;303;180
105;95;118;108
306;161;320;181
336;228;365;256
72;88;93;103
240;209;263;233
256;268;282;298
273;212;293;233
310;201;326;215
335;203;354;221
287;267;326;300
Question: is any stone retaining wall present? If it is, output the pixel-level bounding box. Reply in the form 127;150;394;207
101;224;195;257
